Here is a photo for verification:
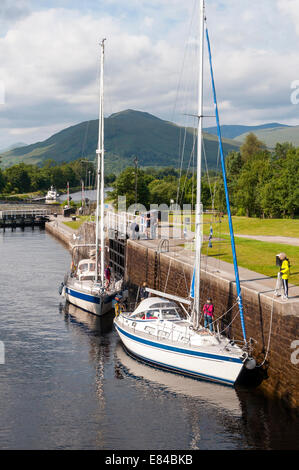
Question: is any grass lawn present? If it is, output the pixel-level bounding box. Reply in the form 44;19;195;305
170;213;299;238
217;216;299;238
62;215;94;230
201;235;299;286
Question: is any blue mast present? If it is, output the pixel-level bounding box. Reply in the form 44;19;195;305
205;25;247;344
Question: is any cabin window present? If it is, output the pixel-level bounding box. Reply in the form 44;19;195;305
131;312;145;320
160;308;181;320
150;302;177;309
131;310;159;320
144;311;159;319
79;263;89;272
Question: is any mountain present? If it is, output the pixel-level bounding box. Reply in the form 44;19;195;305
233;125;299;148
0;109;241;173
203;123;290;140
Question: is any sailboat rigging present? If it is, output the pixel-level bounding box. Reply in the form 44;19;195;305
61;39;122;316
114;0;256;386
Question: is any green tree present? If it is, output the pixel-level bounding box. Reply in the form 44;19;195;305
4;163;31;193
110;167;151;208
240;133;266;162
226;151;243;177
234;154;271;217
0;168;6;192
273;142;295;160
148;179;177;205
278;148;299;217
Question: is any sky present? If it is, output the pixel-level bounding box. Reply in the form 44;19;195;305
0;0;299;149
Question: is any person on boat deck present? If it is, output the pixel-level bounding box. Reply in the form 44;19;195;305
70;260;76;276
279;253;290;300
142;311;158;320
104;265;111;287
203;298;214;332
113;295;122;316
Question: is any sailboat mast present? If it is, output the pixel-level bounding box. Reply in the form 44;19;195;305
100;39;105;286
194;0;205;327
95;38;106;284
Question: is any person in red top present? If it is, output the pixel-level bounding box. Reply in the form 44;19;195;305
203;298;214;332
104;265;111;288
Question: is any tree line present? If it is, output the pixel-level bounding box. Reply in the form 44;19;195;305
0;159;116;195
1;133;298;218
109;166;215;209
110;134;299;219
216;134;299;218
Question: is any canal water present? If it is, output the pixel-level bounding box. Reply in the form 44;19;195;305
0;228;298;450
59;188;112;203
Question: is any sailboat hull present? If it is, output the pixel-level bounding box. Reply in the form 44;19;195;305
65;285;112;317
114;322;244;386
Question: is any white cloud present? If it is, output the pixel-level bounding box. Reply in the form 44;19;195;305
277;0;299;35
0;0;298;148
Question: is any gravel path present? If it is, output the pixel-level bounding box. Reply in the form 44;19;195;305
234;234;299;246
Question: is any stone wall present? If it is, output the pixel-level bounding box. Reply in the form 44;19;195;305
125;240;299;409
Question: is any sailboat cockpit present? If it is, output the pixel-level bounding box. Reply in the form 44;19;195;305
129;299;183;322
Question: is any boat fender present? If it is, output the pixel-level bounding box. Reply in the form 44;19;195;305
59;282;64;296
244;357;256;370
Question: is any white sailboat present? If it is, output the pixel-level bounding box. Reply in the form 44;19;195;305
114;0;256;386
62;39;122;316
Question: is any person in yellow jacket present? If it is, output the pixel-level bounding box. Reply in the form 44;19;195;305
279;253;290;300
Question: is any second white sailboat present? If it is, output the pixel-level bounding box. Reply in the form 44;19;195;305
62;39;122;316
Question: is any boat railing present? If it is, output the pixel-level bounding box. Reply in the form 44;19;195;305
122;315;228;351
125;317;193;346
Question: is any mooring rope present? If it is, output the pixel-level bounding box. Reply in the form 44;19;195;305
256;293;274;368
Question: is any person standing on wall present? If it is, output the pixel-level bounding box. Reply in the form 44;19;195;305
145;213;151;239
279;253;290;300
130;220;137;239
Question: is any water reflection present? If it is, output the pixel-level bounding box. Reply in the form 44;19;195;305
115;343;242;415
61;302;299;450
59;188;112;203
61;302;114;337
114;342;243;450
61;302;114;407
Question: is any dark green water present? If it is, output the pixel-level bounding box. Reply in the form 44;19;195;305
0;228;297;450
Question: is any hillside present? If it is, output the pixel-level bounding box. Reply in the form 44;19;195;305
0;110;241;173
0;142;27;153
234;125;299;148
203;123;290;140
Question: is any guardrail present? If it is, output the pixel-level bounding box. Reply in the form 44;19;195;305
0;209;51;219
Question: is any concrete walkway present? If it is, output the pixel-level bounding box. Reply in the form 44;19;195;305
46;214;78;248
47;216;299;312
137;233;299;313
234;234;299;246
